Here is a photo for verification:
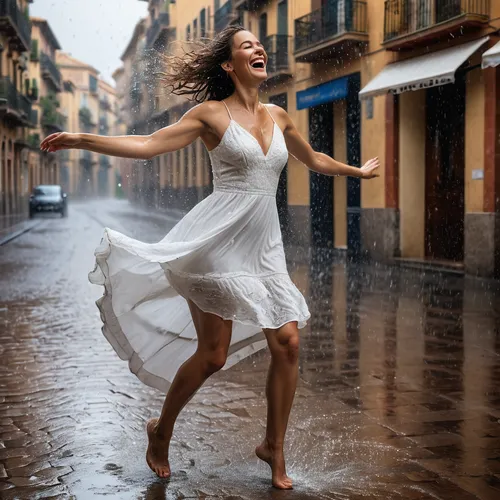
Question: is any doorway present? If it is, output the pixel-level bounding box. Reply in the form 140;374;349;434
346;74;361;259
309;102;334;247
425;78;465;261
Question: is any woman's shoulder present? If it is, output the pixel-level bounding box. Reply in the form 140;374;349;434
187;100;228;121
264;103;289;120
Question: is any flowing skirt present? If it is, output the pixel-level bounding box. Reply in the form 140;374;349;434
89;191;310;392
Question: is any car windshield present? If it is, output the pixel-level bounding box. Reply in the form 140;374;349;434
34;186;61;196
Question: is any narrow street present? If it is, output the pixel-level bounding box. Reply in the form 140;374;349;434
0;199;499;499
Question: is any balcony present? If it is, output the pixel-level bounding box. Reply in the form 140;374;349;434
79;107;96;131
214;0;239;33
0;77;36;127
262;35;293;88
0;0;31;52
146;12;172;49
99;116;109;134
294;1;368;63
383;0;490;51
233;0;267;11
40;52;62;92
28;133;40;150
41;110;67;133
99;97;111;111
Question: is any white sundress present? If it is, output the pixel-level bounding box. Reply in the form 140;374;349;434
88;102;311;392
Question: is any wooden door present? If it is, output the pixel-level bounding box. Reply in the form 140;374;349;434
425;78;465;261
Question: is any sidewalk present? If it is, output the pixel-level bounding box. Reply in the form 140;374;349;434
0;217;40;246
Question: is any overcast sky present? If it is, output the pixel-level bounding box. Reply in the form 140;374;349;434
31;0;148;85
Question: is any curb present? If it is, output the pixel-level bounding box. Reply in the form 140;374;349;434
0;220;41;246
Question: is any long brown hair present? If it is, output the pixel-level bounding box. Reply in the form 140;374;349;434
161;25;246;103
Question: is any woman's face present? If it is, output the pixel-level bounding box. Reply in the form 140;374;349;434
227;30;268;84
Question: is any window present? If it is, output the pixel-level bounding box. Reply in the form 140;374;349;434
259;13;268;41
278;0;288;35
89;74;98;94
186;24;191;40
200;8;206;37
80;92;88;108
193;18;198;39
207;6;211;33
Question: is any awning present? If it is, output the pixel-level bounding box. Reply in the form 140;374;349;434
482;40;500;69
359;37;489;100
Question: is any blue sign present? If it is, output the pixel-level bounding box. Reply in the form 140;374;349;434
296;76;350;110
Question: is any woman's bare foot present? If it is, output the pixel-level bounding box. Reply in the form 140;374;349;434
255;439;293;489
146;418;171;479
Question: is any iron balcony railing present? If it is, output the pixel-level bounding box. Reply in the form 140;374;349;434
0;0;31;52
233;0;267;11
214;0;238;33
263;35;292;75
0;76;35;126
295;0;368;53
147;12;170;48
41;110;66;131
40;52;62;89
384;0;490;41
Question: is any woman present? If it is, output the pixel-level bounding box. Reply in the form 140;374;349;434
41;26;379;489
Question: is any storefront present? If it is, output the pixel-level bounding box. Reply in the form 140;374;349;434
296;74;362;258
359;36;499;274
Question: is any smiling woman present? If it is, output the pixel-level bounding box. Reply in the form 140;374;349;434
40;25;379;491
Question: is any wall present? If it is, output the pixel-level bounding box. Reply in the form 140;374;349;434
399;90;425;258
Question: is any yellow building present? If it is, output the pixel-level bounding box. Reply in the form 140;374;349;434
119;0;500;276
0;0;37;229
57;52;100;197
97;79;120;197
28;17;64;192
118;18;147;204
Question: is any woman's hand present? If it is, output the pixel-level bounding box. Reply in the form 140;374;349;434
360;158;380;179
40;132;81;153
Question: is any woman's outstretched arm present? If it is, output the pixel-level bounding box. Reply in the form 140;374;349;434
273;105;379;179
40;104;208;160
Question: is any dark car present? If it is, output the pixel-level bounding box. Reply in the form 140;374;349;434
29;185;68;218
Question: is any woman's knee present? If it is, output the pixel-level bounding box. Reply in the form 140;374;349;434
199;348;227;375
268;323;300;363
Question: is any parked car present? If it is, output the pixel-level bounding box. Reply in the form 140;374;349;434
29;185;68;218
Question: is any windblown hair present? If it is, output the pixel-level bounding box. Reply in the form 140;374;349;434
161;25;246;103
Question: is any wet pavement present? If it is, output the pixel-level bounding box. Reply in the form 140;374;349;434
1;198;500;499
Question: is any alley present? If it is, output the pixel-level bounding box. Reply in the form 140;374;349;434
0;199;499;499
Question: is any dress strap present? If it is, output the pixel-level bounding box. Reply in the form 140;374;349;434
221;100;233;120
263;103;277;125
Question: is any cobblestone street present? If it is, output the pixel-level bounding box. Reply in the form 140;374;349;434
1;199;500;499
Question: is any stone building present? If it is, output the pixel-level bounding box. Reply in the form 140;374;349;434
0;0;37;230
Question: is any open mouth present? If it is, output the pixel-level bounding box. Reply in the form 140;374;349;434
251;60;266;69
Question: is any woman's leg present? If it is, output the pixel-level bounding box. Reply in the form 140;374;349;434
146;300;233;478
256;322;299;489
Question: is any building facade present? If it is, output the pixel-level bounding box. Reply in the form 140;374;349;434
119;0;500;276
28;17;64;193
57;52;120;198
0;0;37;230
